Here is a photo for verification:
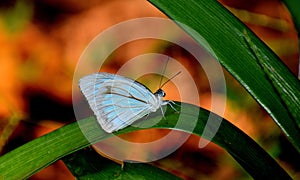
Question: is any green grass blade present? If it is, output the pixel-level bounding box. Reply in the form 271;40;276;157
0;103;291;179
148;0;300;151
62;148;181;179
0;120;90;179
242;30;300;128
282;0;300;31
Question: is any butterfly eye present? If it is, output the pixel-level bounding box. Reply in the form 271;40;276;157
154;89;166;97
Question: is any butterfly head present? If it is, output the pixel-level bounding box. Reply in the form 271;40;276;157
154;89;166;97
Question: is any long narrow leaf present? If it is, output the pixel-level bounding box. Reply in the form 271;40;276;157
62;148;181;179
0;103;291;179
148;0;300;151
282;0;300;31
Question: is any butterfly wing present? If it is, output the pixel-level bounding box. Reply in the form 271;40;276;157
79;73;159;133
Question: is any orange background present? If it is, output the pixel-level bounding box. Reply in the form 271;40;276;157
0;0;299;179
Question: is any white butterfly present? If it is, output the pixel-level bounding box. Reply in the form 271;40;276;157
78;73;176;133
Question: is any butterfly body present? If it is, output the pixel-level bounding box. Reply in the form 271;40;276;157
79;73;168;133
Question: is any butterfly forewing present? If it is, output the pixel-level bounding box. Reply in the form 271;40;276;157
79;73;160;133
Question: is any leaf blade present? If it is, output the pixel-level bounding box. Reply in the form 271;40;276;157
148;0;300;152
0;103;291;179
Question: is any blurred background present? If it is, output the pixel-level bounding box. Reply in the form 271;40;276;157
0;0;299;179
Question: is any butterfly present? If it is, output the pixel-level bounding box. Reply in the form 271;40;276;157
79;72;179;133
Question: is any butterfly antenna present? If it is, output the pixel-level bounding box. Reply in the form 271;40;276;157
158;57;170;89
160;71;181;89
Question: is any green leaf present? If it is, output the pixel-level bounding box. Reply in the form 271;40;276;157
62;147;181;179
282;0;300;31
148;0;300;152
0;103;291;179
242;30;300;128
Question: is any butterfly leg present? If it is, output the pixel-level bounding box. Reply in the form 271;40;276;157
160;106;166;118
166;100;179;113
